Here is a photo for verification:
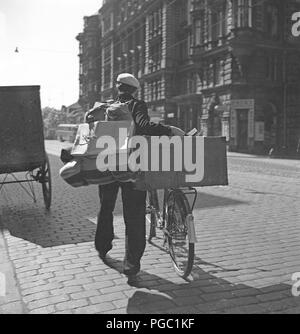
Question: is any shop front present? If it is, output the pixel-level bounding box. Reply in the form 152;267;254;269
229;99;255;152
171;94;202;133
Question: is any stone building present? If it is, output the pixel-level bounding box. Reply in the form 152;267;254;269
76;14;101;112
77;0;300;153
190;0;300;154
98;0;192;125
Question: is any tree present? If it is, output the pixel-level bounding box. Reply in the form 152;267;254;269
42;107;68;130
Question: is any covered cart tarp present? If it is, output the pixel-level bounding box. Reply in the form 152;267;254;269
0;86;45;174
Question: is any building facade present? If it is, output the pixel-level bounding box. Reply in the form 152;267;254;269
77;0;300;154
189;0;300;154
76;14;101;112
98;0;195;125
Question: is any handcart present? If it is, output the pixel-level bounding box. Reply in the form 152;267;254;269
0;86;52;209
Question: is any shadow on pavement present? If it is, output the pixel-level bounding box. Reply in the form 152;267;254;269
0;155;102;248
192;192;247;210
127;270;297;314
0;206;97;248
101;256;299;314
155;189;247;211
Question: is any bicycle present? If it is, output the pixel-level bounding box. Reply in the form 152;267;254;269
146;187;198;278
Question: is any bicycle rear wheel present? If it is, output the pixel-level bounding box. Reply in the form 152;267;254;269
165;190;194;278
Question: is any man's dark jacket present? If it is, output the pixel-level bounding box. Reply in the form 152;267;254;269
61;93;171;164
118;93;172;137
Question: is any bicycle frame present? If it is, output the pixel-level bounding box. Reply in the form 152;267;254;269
146;187;198;278
147;187;198;243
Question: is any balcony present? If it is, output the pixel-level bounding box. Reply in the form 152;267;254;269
229;26;259;41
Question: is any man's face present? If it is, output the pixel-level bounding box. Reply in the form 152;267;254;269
116;82;137;96
116;82;122;92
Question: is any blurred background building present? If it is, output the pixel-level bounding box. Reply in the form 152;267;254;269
76;0;300;154
76;14;101;113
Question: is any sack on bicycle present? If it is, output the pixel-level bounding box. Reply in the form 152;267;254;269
59;101;137;188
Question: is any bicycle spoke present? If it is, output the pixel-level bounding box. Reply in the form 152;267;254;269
166;190;194;278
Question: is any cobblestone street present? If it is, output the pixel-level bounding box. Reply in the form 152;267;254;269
0;140;300;314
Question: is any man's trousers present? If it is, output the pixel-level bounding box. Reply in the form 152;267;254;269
95;182;147;274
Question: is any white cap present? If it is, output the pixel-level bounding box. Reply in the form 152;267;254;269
116;73;140;89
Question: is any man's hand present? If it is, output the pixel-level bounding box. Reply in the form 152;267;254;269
85;103;108;123
169;126;186;137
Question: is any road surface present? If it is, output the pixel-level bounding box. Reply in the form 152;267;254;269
0;140;299;314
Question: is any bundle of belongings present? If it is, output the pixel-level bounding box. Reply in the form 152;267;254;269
59;101;138;188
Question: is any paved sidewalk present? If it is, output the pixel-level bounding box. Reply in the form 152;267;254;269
0;146;300;314
0;223;25;314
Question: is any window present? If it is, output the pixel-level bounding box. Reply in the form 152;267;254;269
102;12;113;37
145;79;163;102
232;57;241;81
135;47;143;78
194;19;202;46
208;63;214;87
208;5;226;43
214;60;224;86
265;55;280;81
120;37;126;54
218;8;225;37
203;63;214;88
102;42;113;89
235;0;253;28
148;8;163;39
178;39;189;64
149;43;162;73
104;44;111;61
104;65;111;89
265;2;279;40
210;10;218;41
187;73;197;94
187;0;192;25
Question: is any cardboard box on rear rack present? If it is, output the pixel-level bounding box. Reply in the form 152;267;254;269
134;136;228;191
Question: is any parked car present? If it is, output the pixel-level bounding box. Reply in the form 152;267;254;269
56;124;78;143
44;128;56;140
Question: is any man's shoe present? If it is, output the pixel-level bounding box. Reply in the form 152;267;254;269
95;244;112;261
124;268;139;286
97;248;112;261
123;267;140;277
127;274;138;286
98;250;107;261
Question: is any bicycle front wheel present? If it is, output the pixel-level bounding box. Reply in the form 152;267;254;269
165;190;194;278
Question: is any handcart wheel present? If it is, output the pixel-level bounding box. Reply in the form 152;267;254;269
41;155;52;210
